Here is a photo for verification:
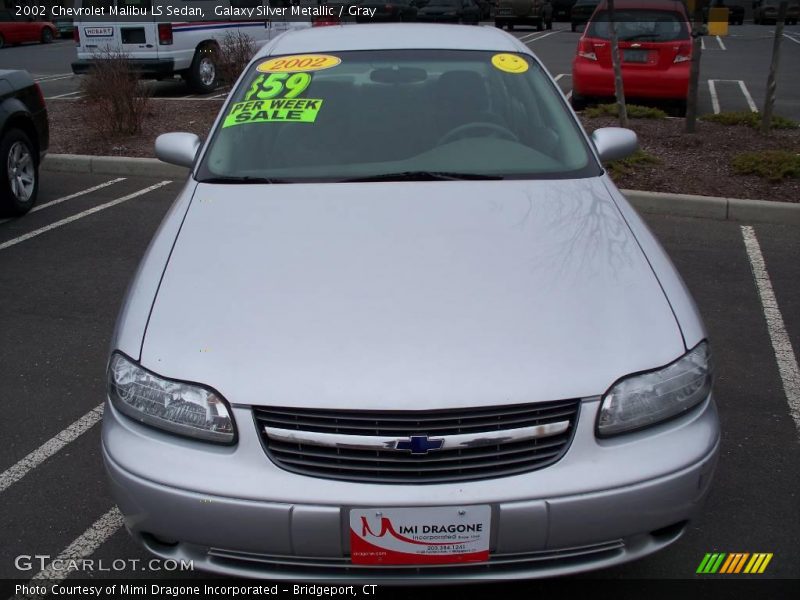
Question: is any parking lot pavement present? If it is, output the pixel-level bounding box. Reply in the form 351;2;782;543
513;23;800;119
0;171;798;582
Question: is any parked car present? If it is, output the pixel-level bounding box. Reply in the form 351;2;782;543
570;0;600;30
552;0;577;20
0;70;48;216
495;0;554;29
105;23;719;580
417;0;482;23
753;0;799;24
355;0;420;21
572;0;692;115
0;11;57;48
53;17;75;38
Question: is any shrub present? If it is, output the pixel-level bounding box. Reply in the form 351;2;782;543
606;150;661;177
79;50;150;136
701;111;799;130
217;30;257;85
584;103;668;119
732;151;800;182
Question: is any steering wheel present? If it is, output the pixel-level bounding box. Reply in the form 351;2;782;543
437;122;520;146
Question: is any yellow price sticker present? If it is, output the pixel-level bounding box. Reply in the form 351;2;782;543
257;54;341;73
222;99;324;128
491;53;529;74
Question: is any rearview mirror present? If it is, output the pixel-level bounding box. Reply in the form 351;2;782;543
155;133;201;168
592;127;638;163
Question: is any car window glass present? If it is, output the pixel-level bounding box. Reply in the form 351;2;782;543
199;50;598;182
589;9;689;41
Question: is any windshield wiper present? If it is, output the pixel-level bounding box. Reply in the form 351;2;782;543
197;176;289;184
340;171;504;183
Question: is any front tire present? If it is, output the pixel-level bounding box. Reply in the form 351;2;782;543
570;93;588;112
0;129;39;217
41;27;53;44
187;45;219;94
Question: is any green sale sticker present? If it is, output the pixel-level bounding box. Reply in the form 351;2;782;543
222;98;324;128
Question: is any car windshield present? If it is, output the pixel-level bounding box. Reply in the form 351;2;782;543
198;50;598;183
588;10;689;41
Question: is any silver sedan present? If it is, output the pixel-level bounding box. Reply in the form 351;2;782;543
103;23;719;580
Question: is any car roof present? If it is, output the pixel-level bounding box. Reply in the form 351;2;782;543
260;24;525;58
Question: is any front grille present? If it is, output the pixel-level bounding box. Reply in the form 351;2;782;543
253;400;580;484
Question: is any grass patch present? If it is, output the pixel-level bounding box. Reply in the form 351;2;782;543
732;151;800;182
584;103;668;119
701;111;799;130
606;150;661;177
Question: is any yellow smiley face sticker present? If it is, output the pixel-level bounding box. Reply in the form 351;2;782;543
491;53;529;74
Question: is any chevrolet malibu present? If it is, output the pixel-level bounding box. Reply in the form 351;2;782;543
104;23;719;580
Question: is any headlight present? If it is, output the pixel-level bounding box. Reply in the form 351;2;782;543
597;342;712;437
107;353;235;444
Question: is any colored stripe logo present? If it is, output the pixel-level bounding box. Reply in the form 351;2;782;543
697;553;773;574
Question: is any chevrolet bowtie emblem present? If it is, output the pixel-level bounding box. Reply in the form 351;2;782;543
394;435;445;455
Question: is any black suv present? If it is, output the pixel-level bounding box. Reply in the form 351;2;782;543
0;70;48;216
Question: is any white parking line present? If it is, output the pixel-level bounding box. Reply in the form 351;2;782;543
0;405;103;494
46;91;82;99
554;73;566;81
738;80;758;112
783;32;800;45
716;35;727;50
0;178;126;226
708;80;721;114
33;73;73;82
701;36;706;50
0;181;171;252
523;30;561;43
33;74;73;84
27;507;124;583
741;226;800;436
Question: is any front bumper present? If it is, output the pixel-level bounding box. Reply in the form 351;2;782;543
102;394;719;580
71;58;175;78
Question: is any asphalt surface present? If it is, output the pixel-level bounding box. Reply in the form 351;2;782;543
2;21;799;116
0;171;798;584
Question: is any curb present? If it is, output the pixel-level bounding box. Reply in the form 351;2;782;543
41;154;799;225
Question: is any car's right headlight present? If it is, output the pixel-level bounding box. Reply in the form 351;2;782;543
107;353;235;444
597;342;712;437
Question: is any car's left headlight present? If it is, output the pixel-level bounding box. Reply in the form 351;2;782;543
597;342;712;437
107;353;236;444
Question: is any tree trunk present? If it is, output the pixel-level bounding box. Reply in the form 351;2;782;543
685;0;706;133
762;1;788;134
608;0;628;128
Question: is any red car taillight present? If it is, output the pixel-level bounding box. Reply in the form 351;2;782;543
313;17;340;26
577;39;597;61
34;83;46;109
158;23;173;45
73;26;80;45
674;42;692;63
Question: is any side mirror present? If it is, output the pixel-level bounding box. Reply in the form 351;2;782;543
155;132;201;168
592;127;638;162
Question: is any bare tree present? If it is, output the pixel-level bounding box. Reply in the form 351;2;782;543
762;1;789;133
608;0;628;128
685;0;707;133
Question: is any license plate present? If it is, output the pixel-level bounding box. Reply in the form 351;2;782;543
350;506;491;565
84;27;113;37
623;49;649;63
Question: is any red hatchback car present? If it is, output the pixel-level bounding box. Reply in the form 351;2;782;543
571;0;692;115
0;10;58;49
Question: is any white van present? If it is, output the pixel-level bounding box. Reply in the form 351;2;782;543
71;1;313;93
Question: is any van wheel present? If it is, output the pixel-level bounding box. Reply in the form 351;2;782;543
41;28;53;44
187;45;219;94
570;94;588;112
1;129;38;217
0;34;5;49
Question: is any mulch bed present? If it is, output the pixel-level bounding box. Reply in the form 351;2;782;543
47;99;800;203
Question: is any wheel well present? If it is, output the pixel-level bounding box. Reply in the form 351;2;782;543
2;115;39;164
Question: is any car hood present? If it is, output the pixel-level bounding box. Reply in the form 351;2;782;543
140;179;685;409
